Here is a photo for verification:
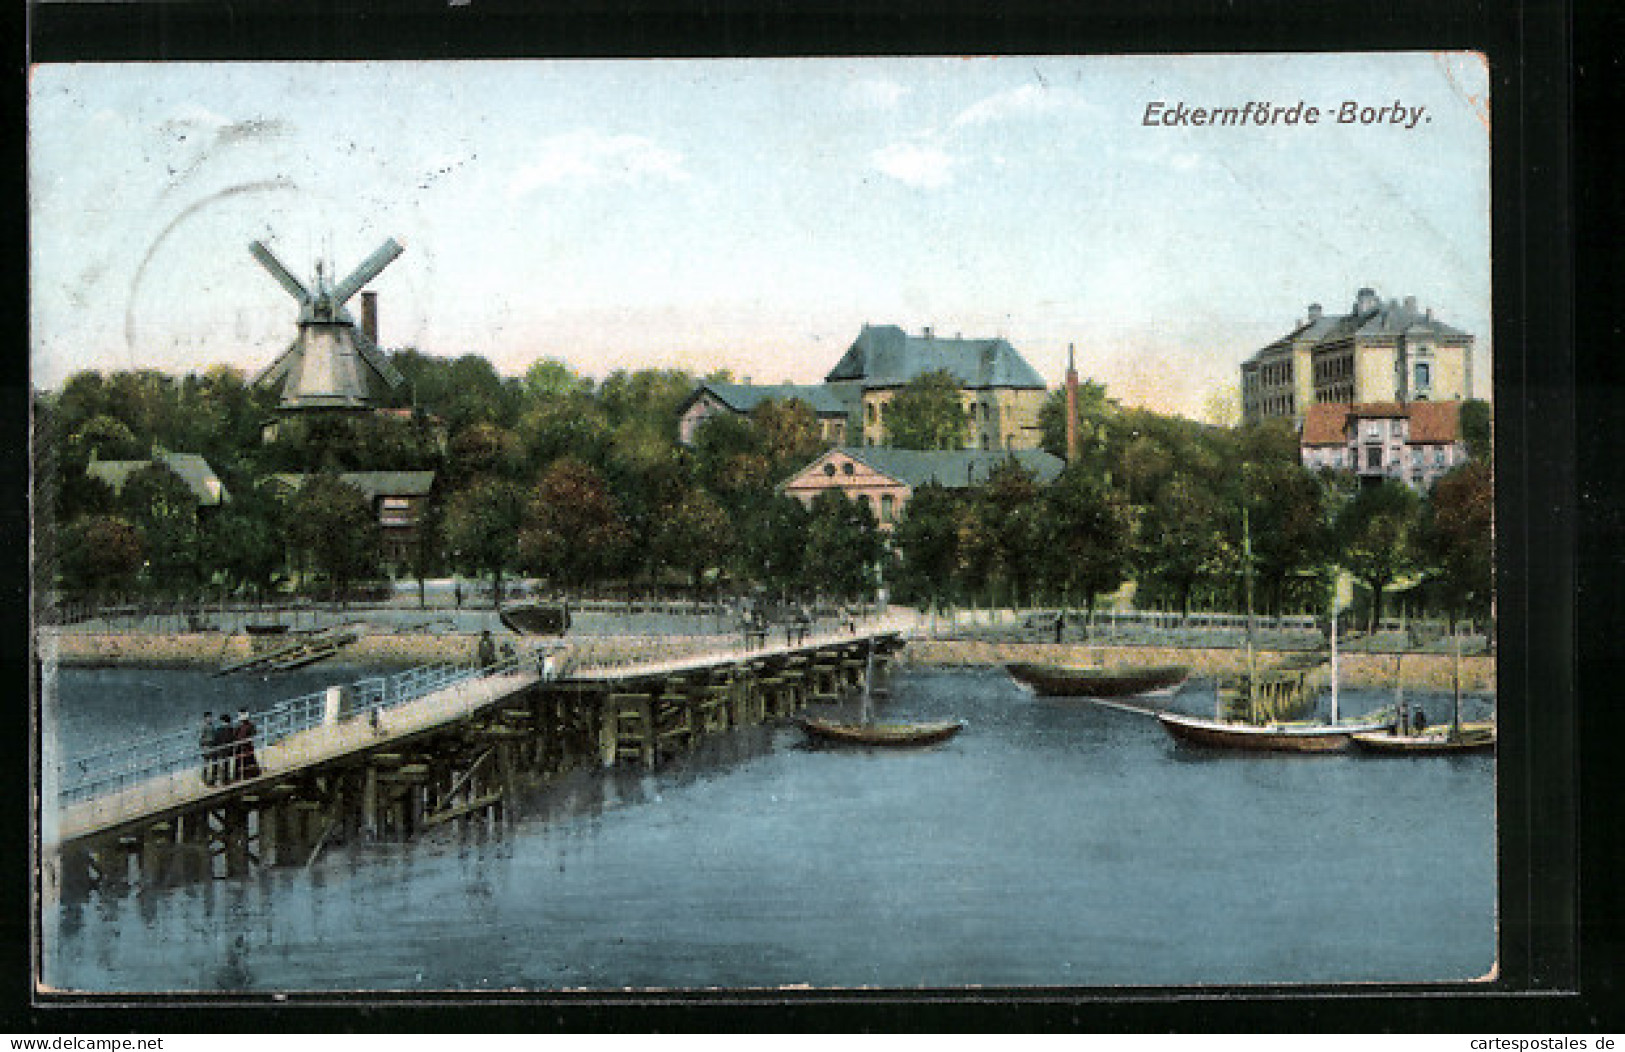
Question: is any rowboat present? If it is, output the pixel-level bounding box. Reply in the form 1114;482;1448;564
797;640;964;747
795;715;966;747
1004;662;1189;698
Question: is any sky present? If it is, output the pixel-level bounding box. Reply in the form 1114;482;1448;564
28;53;1491;420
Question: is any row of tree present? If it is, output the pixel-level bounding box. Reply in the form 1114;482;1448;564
33;350;1493;629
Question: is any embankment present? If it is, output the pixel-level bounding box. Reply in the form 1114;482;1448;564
41;629;1495;690
901;640;1496;692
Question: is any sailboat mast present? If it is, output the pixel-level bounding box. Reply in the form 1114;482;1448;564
1243;505;1256;696
1330;595;1340;725
1452;624;1463;733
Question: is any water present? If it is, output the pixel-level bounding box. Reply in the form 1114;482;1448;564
41;665;1497;992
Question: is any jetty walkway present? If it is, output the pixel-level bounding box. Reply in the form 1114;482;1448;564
46;616;916;893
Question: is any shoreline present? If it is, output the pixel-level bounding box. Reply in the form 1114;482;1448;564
37;630;1496;691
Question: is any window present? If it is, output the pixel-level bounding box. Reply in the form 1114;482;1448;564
1365;446;1383;470
823;463;837;476
1415;362;1431;389
842;462;855;476
880;494;895;522
1433;446;1446;465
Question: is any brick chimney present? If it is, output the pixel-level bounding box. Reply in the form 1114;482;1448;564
1307;303;1323;322
361;291;379;346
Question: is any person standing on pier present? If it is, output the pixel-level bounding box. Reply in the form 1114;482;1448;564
233;708;262;781
477;629;497;668
215;713;236;783
199;711;218;785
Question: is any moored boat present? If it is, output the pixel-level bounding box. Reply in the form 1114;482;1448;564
1350;722;1495;754
796;715;965;746
1157;711;1392;753
1005;662;1189;698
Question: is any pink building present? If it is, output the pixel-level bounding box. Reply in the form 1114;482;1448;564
1300;401;1466;489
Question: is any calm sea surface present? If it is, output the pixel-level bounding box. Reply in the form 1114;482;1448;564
42;664;1497;992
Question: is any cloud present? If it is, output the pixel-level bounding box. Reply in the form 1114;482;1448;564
847;78;908;110
507;130;689;198
871;141;955;189
951;84;1094;128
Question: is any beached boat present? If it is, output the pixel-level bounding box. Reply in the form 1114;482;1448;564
498;601;572;637
1004;662;1189;698
796;715;965;746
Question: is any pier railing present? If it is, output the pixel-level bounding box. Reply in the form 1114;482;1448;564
55;657;520;806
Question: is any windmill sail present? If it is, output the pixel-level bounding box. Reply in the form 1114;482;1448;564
249;238;406;410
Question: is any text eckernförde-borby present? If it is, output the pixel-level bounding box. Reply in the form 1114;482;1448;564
1143;100;1430;129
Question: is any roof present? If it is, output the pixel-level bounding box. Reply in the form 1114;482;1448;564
1249;292;1471;364
824;324;1047;389
1300;401;1463;446
683;381;851;417
87;452;229;506
829;446;1066;489
267;471;436;499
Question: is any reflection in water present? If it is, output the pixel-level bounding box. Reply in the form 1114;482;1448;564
44;667;1496;992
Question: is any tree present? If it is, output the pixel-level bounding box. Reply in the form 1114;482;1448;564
448;422;524;478
731;492;811;595
58;515;144;600
1137;474;1228;616
285;474;382;601
203;495;285;598
68;415;142;464
518;458;631;590
1242;462;1331;615
1335;480;1424;632
1421;461;1493;625
119;462;202;593
891;482;962;609
652;487;732;593
750;398;828;473
1460;399;1492;463
957;460;1047;607
443;476;526;604
803;490;883;600
884;369;966;450
1040;467;1134;617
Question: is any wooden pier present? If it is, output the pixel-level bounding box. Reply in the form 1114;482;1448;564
46;625;907;897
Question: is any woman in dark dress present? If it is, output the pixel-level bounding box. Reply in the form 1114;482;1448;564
233;708;263;781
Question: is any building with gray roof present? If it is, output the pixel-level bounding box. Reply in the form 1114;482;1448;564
87;451;230;508
1241;289;1475;427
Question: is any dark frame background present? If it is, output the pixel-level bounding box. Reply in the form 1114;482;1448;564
10;0;1597;1033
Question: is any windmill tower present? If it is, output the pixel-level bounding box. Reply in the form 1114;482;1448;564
249;238;407;411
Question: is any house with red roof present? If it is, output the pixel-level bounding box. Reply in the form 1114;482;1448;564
1300;401;1466;489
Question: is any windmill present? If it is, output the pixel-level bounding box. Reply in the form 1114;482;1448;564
249;238;408;410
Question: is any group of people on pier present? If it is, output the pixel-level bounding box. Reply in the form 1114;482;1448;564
199;709;262;786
